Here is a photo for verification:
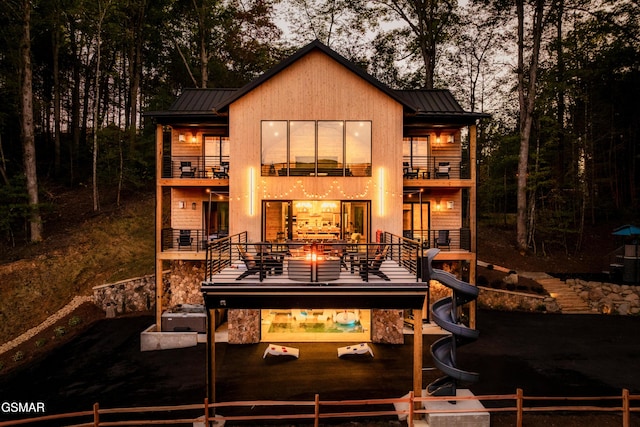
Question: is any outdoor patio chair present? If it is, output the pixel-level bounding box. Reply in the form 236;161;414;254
177;229;193;249
359;245;390;281
236;246;267;280
403;162;418;179
180;161;196;178
435;230;451;250
213;161;229;178
435;162;450;179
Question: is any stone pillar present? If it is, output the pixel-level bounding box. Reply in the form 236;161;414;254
169;261;205;307
371;309;404;344
228;309;260;343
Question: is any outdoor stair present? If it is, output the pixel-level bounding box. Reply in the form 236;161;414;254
521;272;593;313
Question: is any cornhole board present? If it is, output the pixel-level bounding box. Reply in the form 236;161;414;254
263;344;300;358
337;343;374;358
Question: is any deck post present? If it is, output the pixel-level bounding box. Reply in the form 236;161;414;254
413;303;424;413
207;308;216;406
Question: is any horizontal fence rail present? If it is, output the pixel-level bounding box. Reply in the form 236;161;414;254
204;234;426;282
1;389;639;427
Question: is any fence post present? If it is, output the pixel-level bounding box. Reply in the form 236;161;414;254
93;402;99;427
408;390;414;426
204;398;209;426
623;388;630;427
314;394;320;427
516;388;523;427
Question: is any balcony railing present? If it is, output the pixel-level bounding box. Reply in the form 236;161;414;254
402;228;471;251
161;228;229;252
204;233;428;283
403;155;470;180
162;156;230;179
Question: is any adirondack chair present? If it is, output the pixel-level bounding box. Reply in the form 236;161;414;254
236;246;267;280
359;245;390;281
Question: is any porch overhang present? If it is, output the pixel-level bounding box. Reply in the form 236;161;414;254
201;282;429;309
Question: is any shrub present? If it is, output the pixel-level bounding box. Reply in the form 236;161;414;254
68;316;82;327
35;338;47;348
12;351;24;362
54;326;66;337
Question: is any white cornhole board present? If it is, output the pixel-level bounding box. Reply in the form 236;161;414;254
337;343;374;357
263;344;300;358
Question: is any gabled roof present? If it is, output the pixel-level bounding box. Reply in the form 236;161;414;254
212;39;415;112
145;40;489;124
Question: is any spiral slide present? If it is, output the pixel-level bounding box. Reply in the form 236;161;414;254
424;248;479;396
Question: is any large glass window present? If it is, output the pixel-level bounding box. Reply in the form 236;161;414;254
318;121;343;172
289;121;316;175
345;122;371;177
261;121;287;176
261;120;371;177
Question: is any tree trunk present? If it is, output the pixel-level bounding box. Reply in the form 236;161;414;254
52;8;62;177
516;0;545;252
20;0;42;242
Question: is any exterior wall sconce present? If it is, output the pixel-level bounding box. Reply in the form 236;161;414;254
435;131;441;144
178;133;186;143
178;201;185;209
447;134;455;144
192;202;197;210
191;133;197;143
447;201;455;210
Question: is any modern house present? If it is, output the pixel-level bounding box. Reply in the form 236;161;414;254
146;40;488;401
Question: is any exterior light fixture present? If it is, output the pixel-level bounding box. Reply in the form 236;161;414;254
179;201;185;209
178;133;186;143
192;202;197;210
447;201;454;210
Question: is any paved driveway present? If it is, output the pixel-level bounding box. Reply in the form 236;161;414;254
1;310;639;423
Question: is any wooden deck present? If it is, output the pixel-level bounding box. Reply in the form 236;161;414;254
206;259;419;285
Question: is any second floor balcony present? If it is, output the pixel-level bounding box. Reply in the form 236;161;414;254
403;155;469;180
162;156;229;180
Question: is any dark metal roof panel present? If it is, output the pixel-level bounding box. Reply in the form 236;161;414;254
169;88;238;112
395;90;463;113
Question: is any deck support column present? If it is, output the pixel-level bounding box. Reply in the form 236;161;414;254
207;307;216;406
413;301;424;413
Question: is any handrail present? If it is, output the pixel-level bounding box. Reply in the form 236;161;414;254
1;388;638;427
204;234;425;283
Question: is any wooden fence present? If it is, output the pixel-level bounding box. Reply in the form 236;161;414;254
0;389;638;426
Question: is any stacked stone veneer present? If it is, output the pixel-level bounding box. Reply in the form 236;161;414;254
93;274;161;314
567;279;640;315
93;261;205;316
477;287;560;313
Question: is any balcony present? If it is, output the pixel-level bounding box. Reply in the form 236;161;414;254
402;228;471;251
162;156;229;180
204;233;429;284
402;155;470;181
161;228;229;254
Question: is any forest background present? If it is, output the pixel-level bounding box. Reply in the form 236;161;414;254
0;0;638;257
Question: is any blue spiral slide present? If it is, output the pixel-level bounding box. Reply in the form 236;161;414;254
424;248;479;396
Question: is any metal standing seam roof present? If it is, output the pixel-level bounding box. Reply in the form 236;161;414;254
145;40;489;122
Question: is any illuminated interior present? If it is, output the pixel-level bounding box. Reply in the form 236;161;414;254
261;309;371;342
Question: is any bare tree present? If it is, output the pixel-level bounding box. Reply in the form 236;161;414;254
91;0;112;212
516;0;546;252
19;0;42;241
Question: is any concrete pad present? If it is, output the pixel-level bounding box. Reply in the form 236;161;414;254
140;324;201;351
423;389;489;427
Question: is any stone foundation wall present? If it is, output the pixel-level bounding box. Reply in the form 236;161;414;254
567;279;640;315
371;309;404;344
228;309;260;343
477;287;560;313
168;261;205;307
93;274;162;315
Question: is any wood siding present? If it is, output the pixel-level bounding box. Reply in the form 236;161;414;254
228;50;404;241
